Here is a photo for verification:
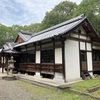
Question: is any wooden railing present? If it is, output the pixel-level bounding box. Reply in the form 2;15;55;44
17;63;63;74
0;63;8;68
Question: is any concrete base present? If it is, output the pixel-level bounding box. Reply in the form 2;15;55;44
0;68;2;72
89;72;93;77
34;72;41;78
25;73;28;75
53;73;65;83
66;78;82;82
2;75;17;80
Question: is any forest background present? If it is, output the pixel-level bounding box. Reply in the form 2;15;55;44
0;0;100;47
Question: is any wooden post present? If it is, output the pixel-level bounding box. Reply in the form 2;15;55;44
7;55;9;75
53;40;55;76
2;53;4;73
62;40;66;82
40;42;41;75
25;45;27;72
34;43;36;71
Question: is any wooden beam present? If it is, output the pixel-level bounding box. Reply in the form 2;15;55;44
40;42;42;75
25;45;27;71
62;40;66;82
53;40;55;76
2;53;4;73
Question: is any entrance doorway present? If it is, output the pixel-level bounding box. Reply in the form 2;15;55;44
80;51;87;76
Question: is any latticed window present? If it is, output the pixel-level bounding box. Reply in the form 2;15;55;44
20;51;35;63
27;51;35;63
41;49;54;63
20;53;27;63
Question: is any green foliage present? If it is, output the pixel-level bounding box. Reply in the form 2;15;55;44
41;1;77;30
72;78;100;92
73;0;100;33
0;23;41;47
0;0;100;48
23;23;41;32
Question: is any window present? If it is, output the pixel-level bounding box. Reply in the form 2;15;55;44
20;53;27;63
20;51;35;63
80;51;87;61
93;50;100;61
41;49;54;63
27;51;35;63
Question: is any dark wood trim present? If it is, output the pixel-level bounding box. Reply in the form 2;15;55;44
62;40;66;82
2;54;4;73
6;54;9;75
53;41;55;76
73;31;87;36
69;37;92;43
34;43;36;65
91;42;94;74
85;37;88;72
93;44;100;47
41;46;53;50
87;50;92;52
78;33;81;77
80;49;92;52
40;42;42;75
25;45;27;70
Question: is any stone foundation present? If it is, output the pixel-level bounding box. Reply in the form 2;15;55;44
34;72;42;78
53;73;64;83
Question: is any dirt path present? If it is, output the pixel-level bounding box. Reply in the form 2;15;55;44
0;79;32;100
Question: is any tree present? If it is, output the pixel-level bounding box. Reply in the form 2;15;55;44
23;23;41;33
41;0;77;30
73;0;100;34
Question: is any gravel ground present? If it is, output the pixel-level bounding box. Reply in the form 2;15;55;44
0;79;32;100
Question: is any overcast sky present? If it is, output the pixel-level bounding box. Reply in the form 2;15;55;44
0;0;82;26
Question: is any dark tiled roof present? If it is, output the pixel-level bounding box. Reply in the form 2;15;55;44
2;42;18;53
14;14;99;48
15;31;33;42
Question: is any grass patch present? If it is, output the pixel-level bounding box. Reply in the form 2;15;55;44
18;80;94;100
92;90;100;97
71;78;100;92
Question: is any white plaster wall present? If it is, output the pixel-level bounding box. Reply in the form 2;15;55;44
80;35;86;39
65;40;80;81
55;48;62;64
70;33;78;38
86;43;91;51
87;37;91;40
36;51;40;63
1;57;3;63
87;52;93;76
1;57;6;63
80;26;86;35
80;42;85;50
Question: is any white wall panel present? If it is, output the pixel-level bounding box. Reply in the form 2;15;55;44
55;48;62;64
65;40;80;81
86;43;91;51
80;42;85;50
36;51;40;63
